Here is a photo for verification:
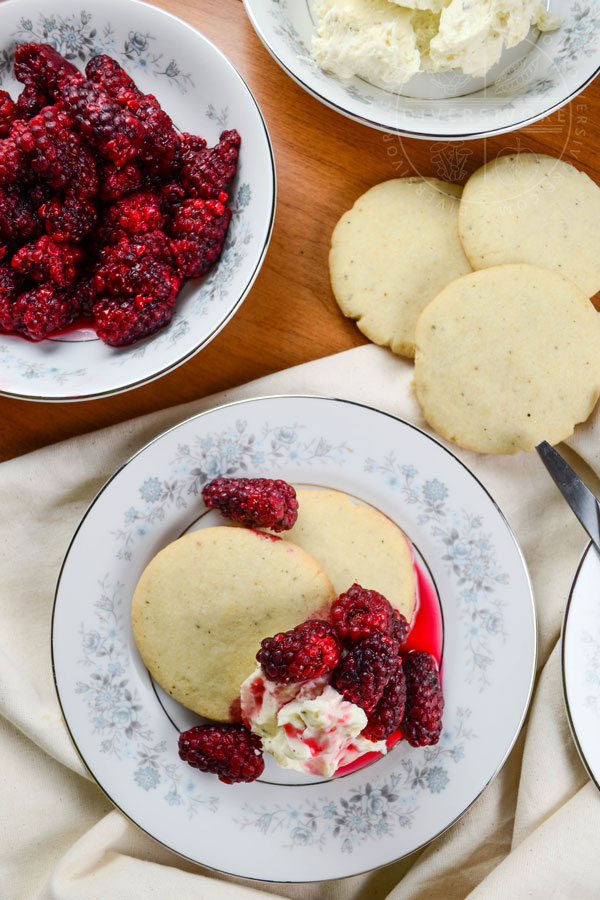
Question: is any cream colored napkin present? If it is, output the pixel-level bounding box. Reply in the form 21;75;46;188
2;344;600;900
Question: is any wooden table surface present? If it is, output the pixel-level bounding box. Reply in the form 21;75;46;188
1;0;599;462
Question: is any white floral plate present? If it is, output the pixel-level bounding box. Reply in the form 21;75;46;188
52;396;536;881
242;0;600;139
562;543;600;789
0;0;275;400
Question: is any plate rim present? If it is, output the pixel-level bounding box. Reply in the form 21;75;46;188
561;540;600;791
241;0;600;141
51;393;538;880
0;0;277;402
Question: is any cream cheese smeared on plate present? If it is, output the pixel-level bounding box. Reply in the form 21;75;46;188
312;0;560;85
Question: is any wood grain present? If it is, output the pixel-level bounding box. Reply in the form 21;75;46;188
1;0;599;461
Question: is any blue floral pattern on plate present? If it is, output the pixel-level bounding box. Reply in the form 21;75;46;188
581;628;600;715
114;418;350;558
54;396;536;880
1;10;193;91
0;342;87;383
365;455;509;690
236;708;474;851
76;575;219;816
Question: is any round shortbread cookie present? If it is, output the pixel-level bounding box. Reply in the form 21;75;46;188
270;488;416;621
329;177;472;358
459;153;600;298
131;527;336;721
414;264;600;454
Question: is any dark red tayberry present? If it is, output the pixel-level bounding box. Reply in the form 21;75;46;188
390;609;410;646
85;56;181;176
0;184;44;243
15;83;49;119
170;197;228;236
168;236;213;279
363;661;407;741
70;275;97;316
181;132;207;153
178;723;264;784
11;105;96;194
92;294;175;346
12;235;84;285
0;90;17;139
257;620;341;683
331;584;398;644
202;476;298;531
331;632;398;713
93;239;177;300
14;43;80;98
85;54;137;101
401;651;444;747
59;77;145;166
0;263;22;331
40;192;97;243
132;230;174;265
104;188;165;237
181;128;240;199
168;197;231;278
11;283;75;340
135;93;182;176
159;178;186;215
98;160;143;201
0;138;25;187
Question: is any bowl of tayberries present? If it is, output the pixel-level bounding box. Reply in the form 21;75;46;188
0;0;275;400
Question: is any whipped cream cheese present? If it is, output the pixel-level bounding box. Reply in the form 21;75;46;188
426;0;555;77
312;0;559;85
312;0;420;89
240;667;386;777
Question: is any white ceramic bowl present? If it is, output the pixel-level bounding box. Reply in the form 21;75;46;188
242;0;600;139
0;0;275;401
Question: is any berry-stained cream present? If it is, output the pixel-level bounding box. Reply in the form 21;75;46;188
240;668;386;777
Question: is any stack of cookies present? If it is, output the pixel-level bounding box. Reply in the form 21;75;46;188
329;154;600;454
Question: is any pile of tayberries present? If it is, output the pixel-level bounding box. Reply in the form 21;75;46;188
0;43;240;346
178;477;444;785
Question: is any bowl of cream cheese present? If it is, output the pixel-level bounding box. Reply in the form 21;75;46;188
242;0;600;139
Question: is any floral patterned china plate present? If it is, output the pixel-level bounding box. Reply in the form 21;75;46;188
242;0;600;139
0;0;275;401
52;396;536;881
562;543;600;789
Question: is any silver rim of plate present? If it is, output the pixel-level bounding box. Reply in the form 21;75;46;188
562;541;600;790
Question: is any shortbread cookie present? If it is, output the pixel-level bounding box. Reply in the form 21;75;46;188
459;154;600;298
329;177;472;357
270;488;416;621
131;527;336;721
414;264;600;454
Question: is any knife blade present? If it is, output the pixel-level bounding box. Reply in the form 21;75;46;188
536;440;600;553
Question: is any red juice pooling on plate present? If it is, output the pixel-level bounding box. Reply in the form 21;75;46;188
334;559;443;777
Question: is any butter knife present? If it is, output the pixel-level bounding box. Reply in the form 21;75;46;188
536;441;600;553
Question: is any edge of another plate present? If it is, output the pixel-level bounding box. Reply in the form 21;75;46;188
562;541;600;790
241;0;600;140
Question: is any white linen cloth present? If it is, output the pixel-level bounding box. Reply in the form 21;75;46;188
2;343;600;900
